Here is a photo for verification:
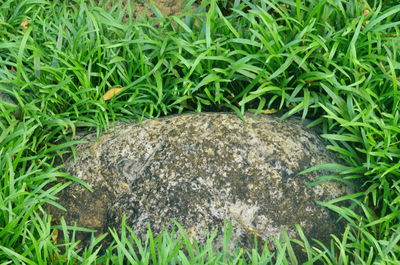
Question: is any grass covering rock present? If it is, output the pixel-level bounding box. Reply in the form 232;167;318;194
0;0;399;264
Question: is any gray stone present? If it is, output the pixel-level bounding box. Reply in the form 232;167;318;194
48;113;353;257
0;88;21;119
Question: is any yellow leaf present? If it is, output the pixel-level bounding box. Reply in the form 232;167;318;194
260;108;278;114
20;18;29;32
51;229;58;243
102;87;124;100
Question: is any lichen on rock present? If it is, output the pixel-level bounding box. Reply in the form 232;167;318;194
47;112;354;258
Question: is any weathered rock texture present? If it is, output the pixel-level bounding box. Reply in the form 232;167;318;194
103;0;188;19
48;113;352;257
132;0;187;18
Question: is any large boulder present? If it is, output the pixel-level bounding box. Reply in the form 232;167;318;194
48;113;352;257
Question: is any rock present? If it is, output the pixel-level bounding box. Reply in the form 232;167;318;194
133;0;187;17
0;88;21;119
106;0;188;20
47;113;353;259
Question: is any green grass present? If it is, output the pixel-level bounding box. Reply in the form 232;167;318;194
0;0;399;263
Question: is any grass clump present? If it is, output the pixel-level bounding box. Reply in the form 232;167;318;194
0;0;399;263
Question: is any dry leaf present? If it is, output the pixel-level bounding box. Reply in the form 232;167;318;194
102;87;124;100
20;18;29;32
51;229;58;243
361;1;370;30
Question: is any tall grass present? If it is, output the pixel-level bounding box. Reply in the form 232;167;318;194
0;0;399;263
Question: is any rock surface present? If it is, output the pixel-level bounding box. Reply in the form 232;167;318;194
48;113;352;257
0;88;21;119
132;0;187;18
104;0;189;19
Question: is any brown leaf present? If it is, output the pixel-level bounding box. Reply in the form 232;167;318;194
102;87;124;100
20;18;29;32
